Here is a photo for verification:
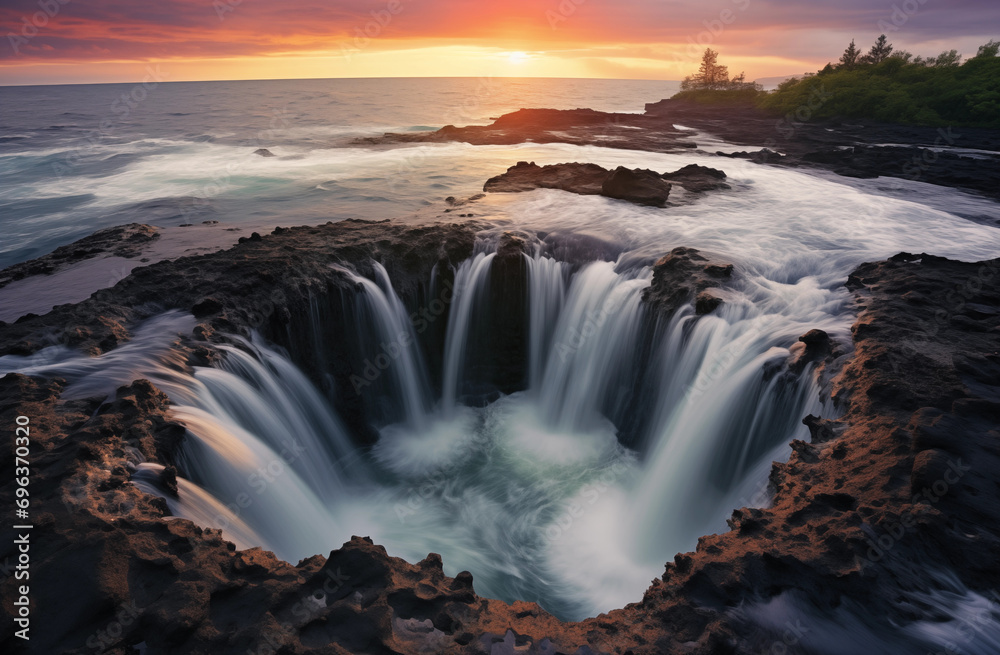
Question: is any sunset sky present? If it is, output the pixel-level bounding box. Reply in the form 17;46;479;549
1;0;997;85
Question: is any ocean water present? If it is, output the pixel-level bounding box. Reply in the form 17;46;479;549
0;77;680;268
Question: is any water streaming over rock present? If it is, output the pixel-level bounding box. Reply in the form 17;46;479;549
525;250;569;389
343;261;434;428
441;252;496;414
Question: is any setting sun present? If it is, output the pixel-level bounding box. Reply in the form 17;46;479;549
507;51;529;65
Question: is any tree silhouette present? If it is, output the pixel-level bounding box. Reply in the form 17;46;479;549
680;48;760;91
839;39;861;68
681;48;730;89
862;34;893;64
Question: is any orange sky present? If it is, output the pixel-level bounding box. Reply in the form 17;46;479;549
1;0;995;85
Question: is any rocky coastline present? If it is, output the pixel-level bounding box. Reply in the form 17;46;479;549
357;100;1000;202
2;215;998;654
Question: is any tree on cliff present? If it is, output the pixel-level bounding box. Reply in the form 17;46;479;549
861;34;894;64
680;48;761;91
839;39;861;68
681;48;729;90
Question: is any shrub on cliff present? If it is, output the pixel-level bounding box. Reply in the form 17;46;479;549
672;48;766;105
758;38;1000;127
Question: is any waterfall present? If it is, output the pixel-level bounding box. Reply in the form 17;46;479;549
533;260;649;432
627;304;828;562
344;261;432;427
0;257;839;618
132;462;266;551
525;251;569;389
440;251;495;413
0;311;364;561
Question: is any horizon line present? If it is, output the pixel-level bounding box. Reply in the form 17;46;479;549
0;74;695;89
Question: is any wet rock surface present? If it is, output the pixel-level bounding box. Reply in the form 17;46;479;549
484;161;611;196
660;164;730;193
0;223;159;289
600;166;674;207
642;247;736;316
360;101;1000;201
1;220;998;654
355;107;698;153
483;161;729;207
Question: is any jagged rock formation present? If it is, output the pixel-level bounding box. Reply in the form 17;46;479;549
483;162;729;208
356;102;1000;201
1;219;998;654
642;247;735;316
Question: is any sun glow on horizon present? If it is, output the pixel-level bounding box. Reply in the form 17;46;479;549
0;43;820;86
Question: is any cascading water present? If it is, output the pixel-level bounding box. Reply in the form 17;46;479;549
0;253;834;620
440;251;495;413
344;261;432;428
628;301;829;562
533;259;649;432
3;142;999;651
525;250;569;389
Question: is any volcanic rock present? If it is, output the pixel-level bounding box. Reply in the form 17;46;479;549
600;166;673;207
2;220;999;655
0;223;159;289
484;161;609;195
643;246;735;316
484;162;730;207
660;164;730;193
362;101;1000;200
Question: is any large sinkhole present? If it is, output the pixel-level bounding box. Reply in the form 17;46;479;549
117;234;830;621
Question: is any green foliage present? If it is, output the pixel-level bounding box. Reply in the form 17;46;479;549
671;87;768;106
976;40;999;59
758;39;1000;127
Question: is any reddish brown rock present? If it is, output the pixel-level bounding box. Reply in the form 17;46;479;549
1;222;998;655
